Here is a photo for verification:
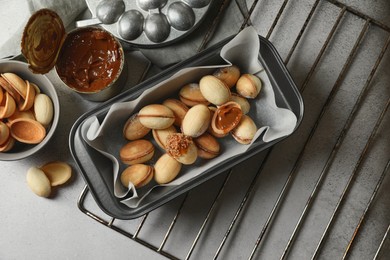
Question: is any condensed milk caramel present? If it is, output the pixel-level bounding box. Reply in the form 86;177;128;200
56;28;122;92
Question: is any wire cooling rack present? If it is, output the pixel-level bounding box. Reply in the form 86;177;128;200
77;0;390;259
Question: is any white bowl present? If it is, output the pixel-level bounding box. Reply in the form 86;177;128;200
0;60;60;160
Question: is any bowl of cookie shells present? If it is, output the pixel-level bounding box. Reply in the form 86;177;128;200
0;60;59;160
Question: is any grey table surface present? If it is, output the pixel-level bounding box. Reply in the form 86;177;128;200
1;0;389;259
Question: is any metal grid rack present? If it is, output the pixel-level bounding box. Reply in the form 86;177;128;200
77;0;390;259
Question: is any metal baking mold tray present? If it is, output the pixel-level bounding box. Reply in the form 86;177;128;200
69;35;304;219
85;0;212;47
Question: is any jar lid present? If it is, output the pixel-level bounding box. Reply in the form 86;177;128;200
21;9;66;74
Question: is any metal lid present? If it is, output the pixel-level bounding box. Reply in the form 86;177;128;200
21;9;66;74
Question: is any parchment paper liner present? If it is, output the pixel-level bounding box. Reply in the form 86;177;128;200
80;27;298;208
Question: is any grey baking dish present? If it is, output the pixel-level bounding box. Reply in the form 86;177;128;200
69;35;304;219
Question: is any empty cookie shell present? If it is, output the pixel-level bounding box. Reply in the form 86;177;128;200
0;135;15;152
2;73;27;99
0;76;20;102
40;161;72;186
9;118;46;144
7;109;35;124
0;92;16;119
30;82;41;94
167;2;195;31
18;80;36;112
0;121;10;145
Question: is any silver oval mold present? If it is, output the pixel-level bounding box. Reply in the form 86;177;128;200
118;10;144;40
137;0;168;11
85;0;212;47
167;2;195;31
144;13;171;43
183;0;211;8
96;0;126;24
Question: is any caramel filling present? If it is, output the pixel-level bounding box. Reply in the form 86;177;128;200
216;106;242;130
166;133;192;158
56;29;121;92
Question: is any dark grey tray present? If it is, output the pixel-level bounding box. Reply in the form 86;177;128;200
69;35;304;220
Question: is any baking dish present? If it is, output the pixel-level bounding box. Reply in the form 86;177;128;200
69;33;304;219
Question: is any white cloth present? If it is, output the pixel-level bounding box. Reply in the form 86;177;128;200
0;0;86;59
